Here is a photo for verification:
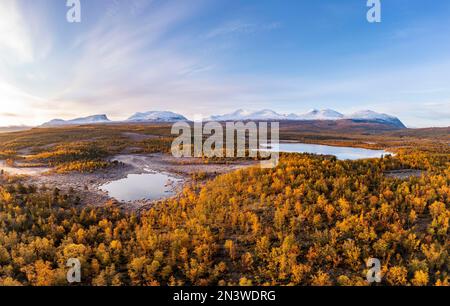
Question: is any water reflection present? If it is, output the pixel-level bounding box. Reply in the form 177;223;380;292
262;143;391;160
99;172;182;202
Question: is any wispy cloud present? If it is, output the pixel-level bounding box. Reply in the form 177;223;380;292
0;112;19;117
0;0;34;63
205;20;281;39
0;1;449;128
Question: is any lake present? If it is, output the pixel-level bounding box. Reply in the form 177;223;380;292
99;172;183;202
262;143;392;160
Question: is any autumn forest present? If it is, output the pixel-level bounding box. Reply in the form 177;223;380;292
0;124;448;286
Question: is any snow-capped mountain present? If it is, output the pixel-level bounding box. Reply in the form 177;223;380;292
126;111;187;122
297;109;344;120
208;109;253;121
208;109;345;121
41;115;111;127
39;109;405;128
346;110;396;121
206;108;405;128
209;109;290;121
208;109;306;121
345;110;406;128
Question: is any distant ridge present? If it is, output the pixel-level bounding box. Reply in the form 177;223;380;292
41;111;187;127
126;111;187;122
40;108;406;129
207;108;346;121
41;114;111;127
208;109;287;121
345;110;406;128
207;109;406;128
297;109;344;120
0;126;33;133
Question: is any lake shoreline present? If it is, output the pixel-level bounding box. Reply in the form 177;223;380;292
265;141;394;160
0;153;257;212
0;141;397;211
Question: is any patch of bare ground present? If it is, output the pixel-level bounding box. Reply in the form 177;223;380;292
0;160;51;176
384;169;426;179
25;163;135;208
112;153;258;176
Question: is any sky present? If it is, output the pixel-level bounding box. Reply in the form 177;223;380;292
0;0;450;127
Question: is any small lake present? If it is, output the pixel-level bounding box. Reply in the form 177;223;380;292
99;172;183;202
262;143;392;160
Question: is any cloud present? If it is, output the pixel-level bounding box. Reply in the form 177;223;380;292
0;0;34;63
0;80;54;126
53;0;208;114
46;4;284;121
205;20;281;39
1;0;216;124
0;1;449;128
0;112;19;117
413;102;450;120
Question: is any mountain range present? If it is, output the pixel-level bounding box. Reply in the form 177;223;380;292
41;111;186;127
208;109;405;128
40;109;406;128
208;109;346;121
126;111;187;122
41;114;111;127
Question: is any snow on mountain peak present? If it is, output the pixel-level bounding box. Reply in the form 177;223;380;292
126;111;187;122
209;108;345;121
41;114;111;127
300;109;344;120
205;108;404;127
345;110;405;128
346;110;395;120
77;114;110;122
208;109;288;121
39;108;405;128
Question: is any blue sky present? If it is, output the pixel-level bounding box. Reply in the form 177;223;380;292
0;0;450;127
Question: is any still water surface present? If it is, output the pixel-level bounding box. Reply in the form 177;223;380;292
99;172;182;202
264;143;391;160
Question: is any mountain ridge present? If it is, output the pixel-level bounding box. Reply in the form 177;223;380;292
207;109;406;128
126;111;187;122
40;109;406;129
41;114;111;127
